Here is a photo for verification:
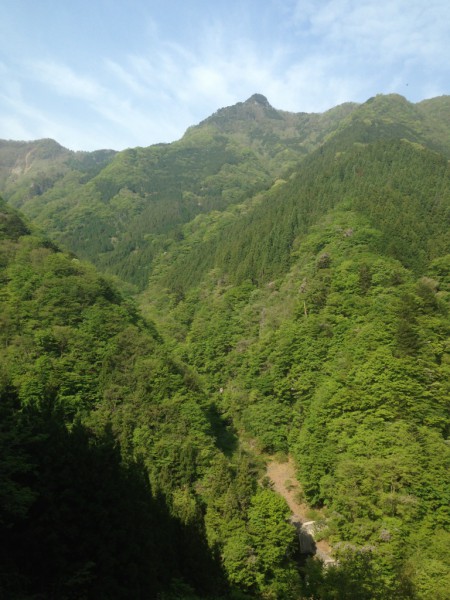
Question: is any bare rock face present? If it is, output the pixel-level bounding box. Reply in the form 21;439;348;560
245;93;271;107
294;518;316;555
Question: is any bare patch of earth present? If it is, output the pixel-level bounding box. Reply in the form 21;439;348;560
266;456;334;562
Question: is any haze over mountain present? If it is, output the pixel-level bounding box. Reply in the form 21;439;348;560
2;93;450;288
1;92;449;599
2;1;449;150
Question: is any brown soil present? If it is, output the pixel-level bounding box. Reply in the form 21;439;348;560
266;457;309;518
266;456;333;559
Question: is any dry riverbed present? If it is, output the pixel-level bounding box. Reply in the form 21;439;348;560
266;456;334;563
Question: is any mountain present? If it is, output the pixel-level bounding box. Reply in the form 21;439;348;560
2;94;450;290
0;198;310;599
1;93;450;598
0;95;359;288
0;138;116;205
139;93;450;599
0;198;236;598
327;93;450;156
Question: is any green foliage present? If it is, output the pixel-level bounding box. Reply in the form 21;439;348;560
156;139;449;295
300;547;409;599
247;490;296;572
219;489;300;598
143;141;450;596
0;96;375;288
2;92;450;598
0;203;231;598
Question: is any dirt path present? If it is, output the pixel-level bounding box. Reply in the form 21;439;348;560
266;457;334;563
266;458;310;518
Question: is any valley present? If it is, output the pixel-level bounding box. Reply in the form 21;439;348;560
1;93;449;599
266;457;334;565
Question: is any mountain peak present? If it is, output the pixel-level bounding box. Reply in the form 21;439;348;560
245;93;272;107
197;93;279;131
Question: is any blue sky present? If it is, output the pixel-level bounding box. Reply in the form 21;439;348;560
1;0;449;151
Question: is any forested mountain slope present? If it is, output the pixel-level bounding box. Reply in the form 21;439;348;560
1;93;450;599
0;95;360;286
1;199;215;597
143;207;450;597
0;138;116;207
3;94;448;290
1;200;304;599
138;99;450;599
149;138;449;294
0;95;359;288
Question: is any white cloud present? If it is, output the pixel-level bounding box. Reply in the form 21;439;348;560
31;61;103;102
278;0;450;106
0;116;35;142
0;0;448;150
291;0;450;66
104;60;148;96
0;78;58;135
24;58;185;147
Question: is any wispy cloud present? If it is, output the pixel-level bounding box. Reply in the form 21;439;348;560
291;0;450;68
0;0;448;150
0;76;60;140
104;60;148;96
31;61;104;102
26;58;184;147
280;0;450;105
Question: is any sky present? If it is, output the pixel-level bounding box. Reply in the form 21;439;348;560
1;0;449;151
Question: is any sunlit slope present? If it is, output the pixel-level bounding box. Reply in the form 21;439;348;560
5;95;356;287
150;138;449;294
139;133;450;599
2;94;449;290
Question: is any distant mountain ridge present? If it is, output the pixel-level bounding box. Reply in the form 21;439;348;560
1;93;449;288
1;92;450;599
0;138;116;219
135;94;450;600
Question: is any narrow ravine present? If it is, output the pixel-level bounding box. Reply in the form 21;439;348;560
266;457;335;565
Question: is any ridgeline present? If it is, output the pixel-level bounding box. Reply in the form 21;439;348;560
1;93;449;599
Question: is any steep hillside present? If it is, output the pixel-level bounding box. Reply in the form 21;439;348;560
2;198;320;599
0;138;116;207
137;101;450;599
1;95;359;287
142;201;450;599
2;93;450;598
197;93;358;171
325;94;450;156
0;200;229;598
148;138;450;294
3;94;449;291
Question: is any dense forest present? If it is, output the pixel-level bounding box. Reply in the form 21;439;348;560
1;93;449;599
